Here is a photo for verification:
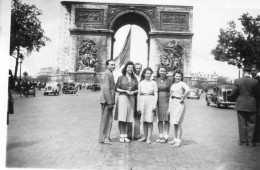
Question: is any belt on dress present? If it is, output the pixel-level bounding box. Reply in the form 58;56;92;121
141;93;154;96
171;95;182;99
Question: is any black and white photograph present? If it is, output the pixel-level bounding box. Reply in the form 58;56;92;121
1;0;260;169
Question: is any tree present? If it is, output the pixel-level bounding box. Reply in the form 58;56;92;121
36;75;50;82
211;13;260;70
217;76;229;85
10;0;50;79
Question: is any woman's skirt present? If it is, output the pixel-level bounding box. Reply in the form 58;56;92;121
139;95;157;123
114;93;135;122
168;98;185;124
157;91;170;121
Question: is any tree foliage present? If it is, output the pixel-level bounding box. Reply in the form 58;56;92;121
211;13;260;70
10;0;50;79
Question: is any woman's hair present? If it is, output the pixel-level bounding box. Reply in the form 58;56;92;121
121;61;136;77
140;67;153;81
172;69;184;82
156;65;167;78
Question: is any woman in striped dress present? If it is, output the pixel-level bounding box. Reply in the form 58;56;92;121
155;66;172;143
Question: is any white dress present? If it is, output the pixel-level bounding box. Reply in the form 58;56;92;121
168;81;190;124
138;80;158;123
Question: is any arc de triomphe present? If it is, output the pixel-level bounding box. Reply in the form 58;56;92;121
57;1;193;83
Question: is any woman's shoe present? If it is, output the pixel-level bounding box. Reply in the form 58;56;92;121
138;137;147;142
173;142;181;147
168;140;176;145
119;137;124;143
146;140;152;144
156;138;163;143
160;138;168;143
124;137;131;143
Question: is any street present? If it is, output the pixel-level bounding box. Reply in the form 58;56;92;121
6;90;260;170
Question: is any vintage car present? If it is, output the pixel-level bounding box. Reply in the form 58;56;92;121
24;86;36;97
187;88;201;99
43;82;60;96
89;83;101;91
62;83;76;94
206;85;236;108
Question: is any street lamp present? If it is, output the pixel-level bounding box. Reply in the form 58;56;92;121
23;71;28;81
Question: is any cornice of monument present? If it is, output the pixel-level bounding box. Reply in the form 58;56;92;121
69;29;114;34
149;31;194;37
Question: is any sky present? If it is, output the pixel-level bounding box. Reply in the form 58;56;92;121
6;0;260;80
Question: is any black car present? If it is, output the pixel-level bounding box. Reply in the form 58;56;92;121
89;83;101;91
62;83;76;94
206;85;236;108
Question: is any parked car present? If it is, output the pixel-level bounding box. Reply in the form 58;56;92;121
206;85;236;108
44;82;60;96
89;83;101;91
187;88;201;99
24;86;36;97
62;83;76;94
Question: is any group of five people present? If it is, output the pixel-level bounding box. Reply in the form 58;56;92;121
98;60;190;147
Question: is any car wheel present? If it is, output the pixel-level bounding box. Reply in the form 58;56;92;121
216;102;220;108
207;101;210;106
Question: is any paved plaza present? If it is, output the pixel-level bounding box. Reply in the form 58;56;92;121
6;90;260;170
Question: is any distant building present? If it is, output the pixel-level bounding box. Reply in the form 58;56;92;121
38;67;55;76
191;72;221;86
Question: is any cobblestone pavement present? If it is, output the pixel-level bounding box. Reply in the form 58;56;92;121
6;90;260;170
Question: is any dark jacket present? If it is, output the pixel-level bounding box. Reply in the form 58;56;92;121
231;76;259;112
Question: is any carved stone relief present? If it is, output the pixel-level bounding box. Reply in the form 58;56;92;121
75;8;103;23
160;40;184;73
77;40;98;72
161;12;188;27
108;5;155;23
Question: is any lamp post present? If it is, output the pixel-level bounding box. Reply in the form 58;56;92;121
23;71;28;81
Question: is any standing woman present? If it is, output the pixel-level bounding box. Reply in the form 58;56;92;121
168;70;190;147
137;67;158;144
114;61;138;143
155;66;172;143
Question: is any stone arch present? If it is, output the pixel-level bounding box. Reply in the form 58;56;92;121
108;9;153;34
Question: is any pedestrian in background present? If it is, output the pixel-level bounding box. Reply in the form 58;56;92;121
251;66;260;144
231;67;258;146
8;70;15;125
155;66;172;143
114;61;138;143
168;70;190;147
98;60;116;145
137;67;158;144
127;62;143;140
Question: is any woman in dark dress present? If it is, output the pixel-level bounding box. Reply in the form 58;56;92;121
114;61;138;142
155;66;172;143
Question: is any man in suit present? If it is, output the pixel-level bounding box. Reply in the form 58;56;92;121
98;60;116;145
250;66;260;143
232;67;259;146
127;63;142;140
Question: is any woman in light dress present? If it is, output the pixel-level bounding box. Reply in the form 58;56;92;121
114;61;138;143
137;67;158;144
168;70;190;147
155;66;172;143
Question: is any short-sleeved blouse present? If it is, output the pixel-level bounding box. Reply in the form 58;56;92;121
138;79;158;94
170;81;190;97
116;75;138;91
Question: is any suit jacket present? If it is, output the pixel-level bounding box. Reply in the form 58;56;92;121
100;69;116;105
232;76;259;112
